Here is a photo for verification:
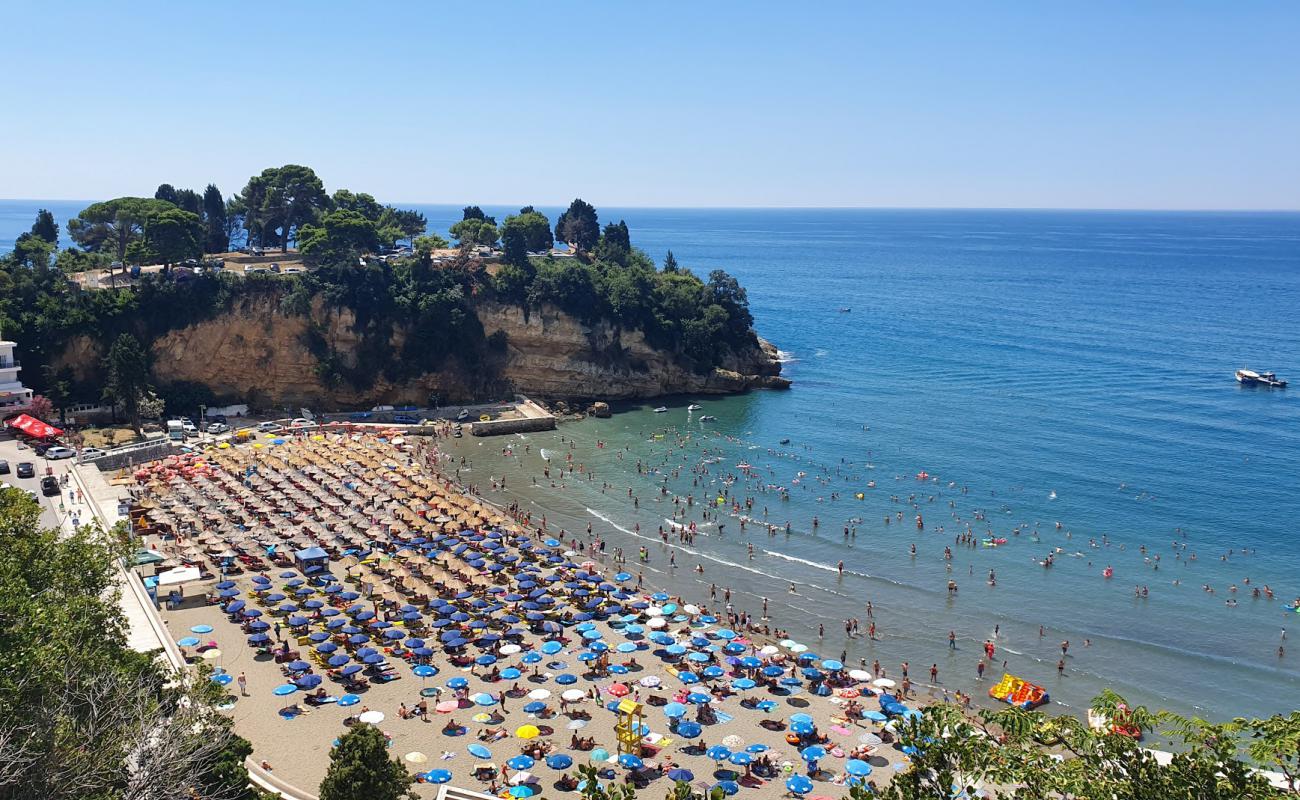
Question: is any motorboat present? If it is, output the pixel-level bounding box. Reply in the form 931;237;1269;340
456;408;470;421
1236;369;1287;388
699;415;716;422
687;404;702;411
653;406;668;413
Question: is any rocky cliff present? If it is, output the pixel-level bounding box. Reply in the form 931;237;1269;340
51;293;787;409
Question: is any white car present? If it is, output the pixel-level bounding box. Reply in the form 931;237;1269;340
44;446;76;460
257;422;281;432
78;447;107;462
206;422;229;434
289;418;312;427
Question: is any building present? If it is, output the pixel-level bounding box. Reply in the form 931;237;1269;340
0;329;33;418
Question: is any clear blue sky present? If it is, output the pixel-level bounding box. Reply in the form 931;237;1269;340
1;1;1297;209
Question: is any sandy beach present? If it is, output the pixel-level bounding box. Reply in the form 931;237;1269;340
141;430;952;799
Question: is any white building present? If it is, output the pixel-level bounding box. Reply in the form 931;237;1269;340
0;330;33;417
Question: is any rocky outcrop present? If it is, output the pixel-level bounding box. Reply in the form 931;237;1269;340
477;301;787;401
50;292;787;409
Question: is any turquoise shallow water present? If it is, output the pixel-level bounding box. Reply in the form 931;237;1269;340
5;202;1299;720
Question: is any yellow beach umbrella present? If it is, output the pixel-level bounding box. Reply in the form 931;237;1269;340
515;724;540;739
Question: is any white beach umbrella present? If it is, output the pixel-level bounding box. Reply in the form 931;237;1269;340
561;689;586;702
647;617;667;629
527;688;551;700
848;669;872;682
359;710;385;724
872;678;896;689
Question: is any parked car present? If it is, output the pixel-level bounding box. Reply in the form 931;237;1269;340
393;414;419;424
44;446;76;460
16;462;35;479
371;405;395;412
32;442;50;456
206;422;229;434
283;266;306;274
269;263;281;273
349;411;372;421
257;421;281;432
40;476;60;496
0;460;8;475
289;418;312;428
79;447;107;460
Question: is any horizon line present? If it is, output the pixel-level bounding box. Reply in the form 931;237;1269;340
2;198;1298;214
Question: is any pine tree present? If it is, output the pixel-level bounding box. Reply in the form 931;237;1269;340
318;725;414;800
30;209;58;245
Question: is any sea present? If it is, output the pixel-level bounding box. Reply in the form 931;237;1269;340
4;200;1299;722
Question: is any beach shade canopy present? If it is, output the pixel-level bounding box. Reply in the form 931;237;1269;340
618;754;643;769
846;759;873;777
728;752;752;766
675;721;703;738
425;769;452;784
338;694;361;706
786;776;814;795
405;752;428;765
545;754;573;770
706;746;732;761
471;692;497;706
507;755;535;770
664;702;687;719
667;768;694;782
358;710;385;724
468;743;492;759
791;721;815;735
447;677;469;689
515;724;541;739
523;701;546;714
177;636;201;647
561;689;586;702
272;684;297;696
801;745;826;762
413;665;438;678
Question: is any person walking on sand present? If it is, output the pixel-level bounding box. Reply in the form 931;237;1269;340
237;672;247;696
929;664;938;684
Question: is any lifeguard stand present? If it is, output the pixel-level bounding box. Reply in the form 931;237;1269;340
614;698;644;756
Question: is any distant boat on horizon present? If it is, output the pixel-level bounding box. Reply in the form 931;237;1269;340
1236;368;1287;388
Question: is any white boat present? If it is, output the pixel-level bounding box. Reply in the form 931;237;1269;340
456;409;469;421
653;406;668;413
700;415;717;422
687;404;702;411
1236;369;1287;388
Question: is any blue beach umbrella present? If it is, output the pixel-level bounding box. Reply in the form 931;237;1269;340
413;665;437;677
328;654;350;667
177;636;201;647
801;745;826;762
706;745;732;762
790;721;814;735
500;667;521;680
467;743;492;759
786;775;814;795
507;755;535;770
247;633;270;644
728;752;752;766
663;702;687;719
618;754;643;769
556;674;578;685
523;701;546;713
272;684;297;696
426;769;452;784
545;754;573;770
845;759;872;777
190;624;213;634
676;721;702;738
447;677;469;689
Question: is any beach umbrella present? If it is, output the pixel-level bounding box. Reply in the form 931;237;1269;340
286;660;311;672
722;734;745;749
706;745;732;762
728;752;752;767
425;769;452;784
863;710;888;722
821;659;843;671
786;775;814;795
606;683;630;697
687;692;713;705
556;674;578;685
328;654;350;667
447;677;469;689
858;732;883;746
676;721;703;738
190;624;213;634
801;745;826;762
590;748;610;763
340;665;363;677
527;688;551;700
413;665;437;678
515;724;541;739
667;768;694;782
177;636;201;647
211;673;233;685
405;752;428;764
272;684;297;696
545;754;573;770
500;667;522;680
508;787;535;798
338;694;361;706
523;701;546;713
507;755;535;770
848;669;872;682
678;671;699;685
790;713;813;724
746;744;769;754
295;674;322;689
358;710;385;724
561;689;586;702
702;666;725;679
664;702;687;719
845;759;872;777
521;652;543;664
540;641;563;655
790;721;815;735
435;700;459;713
247;633;270;644
763;665;785;677
471;692;497;706
618;754;643;770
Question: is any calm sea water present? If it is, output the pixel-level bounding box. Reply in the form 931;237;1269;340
5;200;1299;721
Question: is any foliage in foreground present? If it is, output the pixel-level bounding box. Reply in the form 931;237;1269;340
318;724;414;800
878;691;1297;800
0;489;257;800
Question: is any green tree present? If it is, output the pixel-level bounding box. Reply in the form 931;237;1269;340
144;208;204;272
318;724;414;800
501;224;530;268
555;198;600;252
377;207;427;248
663;250;678;272
9;233;54;270
243;165;330;252
413;234;450;254
67;197;175;283
298;210;380;265
0;493;250;800
155;183;179;204
597;220;632;264
202;184;230;253
332;189;384;222
449;218;499;248
30;209;58;245
461;205;496;225
501;208;553;252
103;332;151;433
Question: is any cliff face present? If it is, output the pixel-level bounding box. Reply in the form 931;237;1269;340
50;293;787;408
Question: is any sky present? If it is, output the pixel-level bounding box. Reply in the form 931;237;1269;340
1;2;1297;209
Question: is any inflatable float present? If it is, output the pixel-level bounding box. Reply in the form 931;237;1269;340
988;673;1049;710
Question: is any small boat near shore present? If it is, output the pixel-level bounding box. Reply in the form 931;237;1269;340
700;415;716;422
653;406;668;413
687;403;701;411
1236;369;1287;388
